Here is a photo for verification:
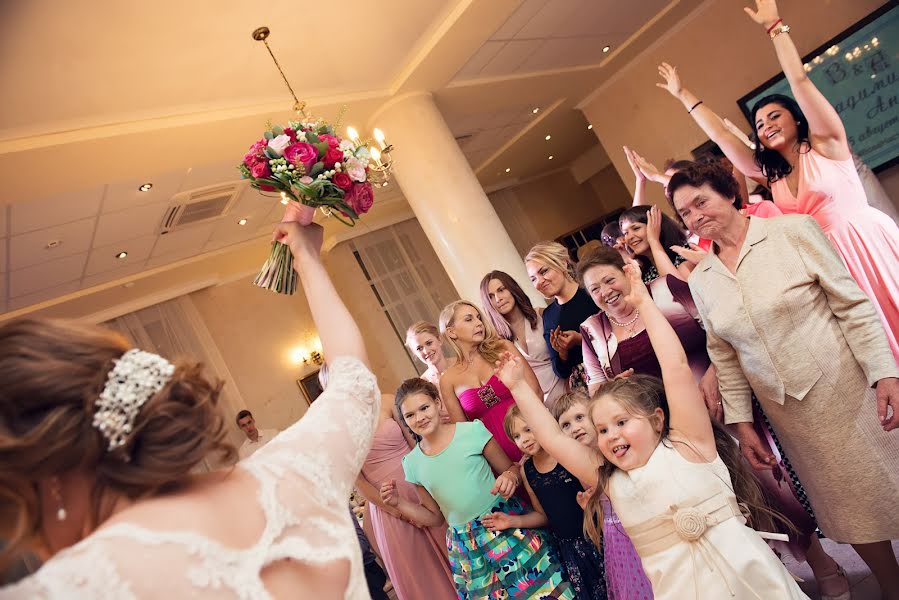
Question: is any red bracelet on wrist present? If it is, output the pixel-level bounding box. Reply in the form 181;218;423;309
766;18;783;35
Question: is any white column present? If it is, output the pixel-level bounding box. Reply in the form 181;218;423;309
370;92;544;307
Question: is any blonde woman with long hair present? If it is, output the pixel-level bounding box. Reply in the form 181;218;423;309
437;300;541;462
525;241;598;390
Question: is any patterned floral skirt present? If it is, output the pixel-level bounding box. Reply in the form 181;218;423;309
446;496;574;599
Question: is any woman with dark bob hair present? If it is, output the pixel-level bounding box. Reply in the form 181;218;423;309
0;222;383;597
670;159;899;599
657;0;899;365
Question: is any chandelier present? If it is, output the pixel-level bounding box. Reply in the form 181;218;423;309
252;26;395;187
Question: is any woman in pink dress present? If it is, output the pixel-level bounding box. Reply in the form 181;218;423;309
350;386;457;600
657;0;899;363
437;300;543;462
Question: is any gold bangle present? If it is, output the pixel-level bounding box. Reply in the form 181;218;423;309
769;24;790;39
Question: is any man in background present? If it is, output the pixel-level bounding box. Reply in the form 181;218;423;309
235;410;279;460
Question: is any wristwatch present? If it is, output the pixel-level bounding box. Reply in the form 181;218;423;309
770;24;791;39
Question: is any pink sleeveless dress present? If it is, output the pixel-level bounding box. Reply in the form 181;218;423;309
360;419;456;600
457;375;522;462
772;147;899;362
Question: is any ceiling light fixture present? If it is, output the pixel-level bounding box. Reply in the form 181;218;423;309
548;155;554;160
252;26;394;186
138;183;153;192
587;124;593;130
505;168;511;173
237;218;248;225
532;107;540;114
545;135;552;141
115;251;128;259
602;45;611;53
45;240;61;249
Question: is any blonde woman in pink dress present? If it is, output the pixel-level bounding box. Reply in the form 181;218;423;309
350;387;457;600
657;0;899;364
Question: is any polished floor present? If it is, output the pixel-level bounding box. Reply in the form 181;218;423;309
787;538;899;599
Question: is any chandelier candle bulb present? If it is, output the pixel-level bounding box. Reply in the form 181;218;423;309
370;146;383;167
346;126;360;143
373;128;387;149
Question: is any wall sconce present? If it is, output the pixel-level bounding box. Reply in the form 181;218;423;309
305;351;323;366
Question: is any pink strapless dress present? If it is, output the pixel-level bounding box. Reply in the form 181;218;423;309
772;147;899;363
457;375;522;462
361;419;456;600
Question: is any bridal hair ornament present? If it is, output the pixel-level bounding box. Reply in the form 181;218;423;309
92;349;175;456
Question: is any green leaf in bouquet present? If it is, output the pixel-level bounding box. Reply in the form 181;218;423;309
271;125;284;136
314;142;329;156
306;132;321;144
310;161;325;177
263;131;274;140
264;147;279;159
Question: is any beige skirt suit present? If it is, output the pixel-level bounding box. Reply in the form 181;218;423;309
688;215;899;544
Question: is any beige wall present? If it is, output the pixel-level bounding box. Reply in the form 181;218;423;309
189;247;416;433
581;0;899;211
489;164;630;252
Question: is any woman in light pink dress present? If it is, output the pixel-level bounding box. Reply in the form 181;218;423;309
657;0;899;365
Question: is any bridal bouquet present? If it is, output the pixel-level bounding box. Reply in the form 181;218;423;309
238;119;376;294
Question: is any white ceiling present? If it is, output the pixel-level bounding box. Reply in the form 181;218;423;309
0;0;704;317
1;169;286;311
454;0;671;81
0;0;453;139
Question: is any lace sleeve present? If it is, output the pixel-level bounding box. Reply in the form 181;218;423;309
246;355;381;506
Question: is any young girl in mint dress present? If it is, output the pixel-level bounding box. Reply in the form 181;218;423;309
381;378;573;599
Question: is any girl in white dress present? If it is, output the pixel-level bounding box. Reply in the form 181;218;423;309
496;263;808;599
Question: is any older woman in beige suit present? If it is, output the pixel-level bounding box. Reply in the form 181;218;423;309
669;161;899;599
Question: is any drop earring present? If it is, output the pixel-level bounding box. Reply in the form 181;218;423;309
49;479;67;522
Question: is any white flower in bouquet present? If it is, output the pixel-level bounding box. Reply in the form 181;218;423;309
267;134;292;157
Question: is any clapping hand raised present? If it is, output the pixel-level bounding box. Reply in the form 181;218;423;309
670;242;708;266
744;0;781;29
656;62;683;98
624;147;665;184
495;351;525;390
621;263;650;308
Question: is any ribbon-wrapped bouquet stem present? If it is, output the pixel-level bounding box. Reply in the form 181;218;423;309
238;119;376;294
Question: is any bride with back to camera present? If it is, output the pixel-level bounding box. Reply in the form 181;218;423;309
0;222;382;599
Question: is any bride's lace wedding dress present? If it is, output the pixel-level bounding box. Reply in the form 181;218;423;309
2;356;380;599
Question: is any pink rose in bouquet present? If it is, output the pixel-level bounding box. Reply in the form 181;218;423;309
284;142;318;173
319;133;341;148
250;160;272;180
332;172;354;193
347;182;374;215
323;147;344;168
243;140;267;166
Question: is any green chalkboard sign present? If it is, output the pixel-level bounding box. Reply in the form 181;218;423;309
738;1;899;172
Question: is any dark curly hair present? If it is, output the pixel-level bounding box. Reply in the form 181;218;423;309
667;161;743;210
750;94;811;183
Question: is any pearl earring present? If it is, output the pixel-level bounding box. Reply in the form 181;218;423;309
50;479;67;522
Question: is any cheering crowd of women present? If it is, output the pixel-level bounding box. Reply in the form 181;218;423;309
1;1;898;598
